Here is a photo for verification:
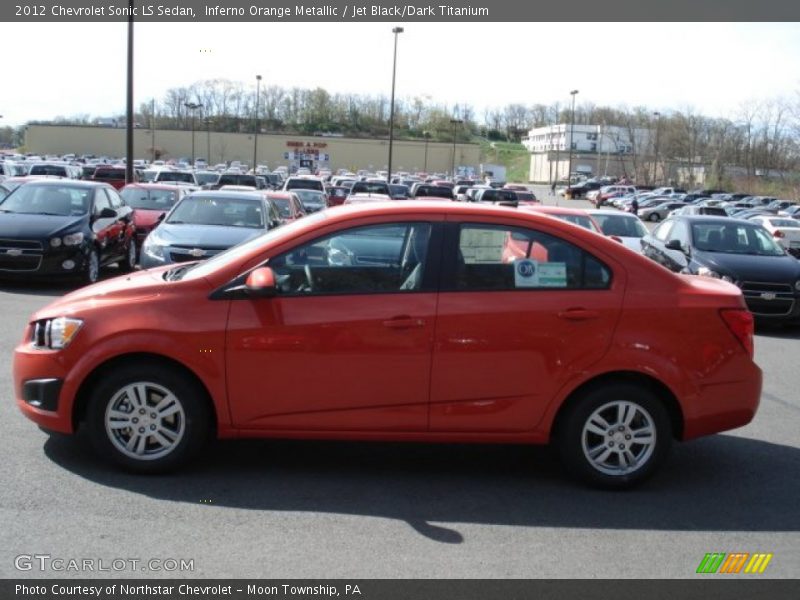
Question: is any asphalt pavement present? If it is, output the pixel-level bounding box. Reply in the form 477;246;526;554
0;191;798;579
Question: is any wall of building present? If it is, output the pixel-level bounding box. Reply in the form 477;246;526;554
24;125;480;174
529;150;676;184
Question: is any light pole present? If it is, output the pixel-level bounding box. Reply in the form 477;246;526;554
652;111;661;185
183;102;202;166
387;27;403;182
567;90;579;195
204;117;212;167
150;98;156;163
450;118;463;179
253;74;262;172
125;3;134;184
423;130;430;173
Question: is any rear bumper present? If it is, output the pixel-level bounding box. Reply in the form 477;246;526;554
682;366;762;440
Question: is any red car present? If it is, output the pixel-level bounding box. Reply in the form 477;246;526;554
13;202;761;487
266;191;307;223
93;166;137;190
120;184;191;249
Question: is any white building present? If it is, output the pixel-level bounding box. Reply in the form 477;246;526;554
522;124;652;155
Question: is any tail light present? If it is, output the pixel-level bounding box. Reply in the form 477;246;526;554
773;230;785;238
720;308;754;359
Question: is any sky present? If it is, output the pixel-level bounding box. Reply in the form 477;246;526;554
1;22;799;127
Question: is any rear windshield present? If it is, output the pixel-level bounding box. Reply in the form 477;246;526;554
93;169;125;180
157;171;195;183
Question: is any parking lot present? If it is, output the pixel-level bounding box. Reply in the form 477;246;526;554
1;187;798;579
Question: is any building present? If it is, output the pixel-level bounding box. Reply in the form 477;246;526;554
23;125;480;175
523;124;654;183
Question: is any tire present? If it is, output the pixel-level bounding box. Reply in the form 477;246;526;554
85;363;211;473
649;213;661;222
84;248;100;284
556;383;672;489
118;238;137;273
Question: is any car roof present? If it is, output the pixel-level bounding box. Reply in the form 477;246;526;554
674;215;755;225
587;209;638;218
523;205;590;216
186;190;265;200
15;179;108;188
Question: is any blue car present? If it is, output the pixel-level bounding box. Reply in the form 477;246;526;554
140;191;281;268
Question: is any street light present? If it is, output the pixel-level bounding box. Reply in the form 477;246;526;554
150;98;156;163
423;130;430;173
567;90;579;195
183;102;202;166
387;27;403;182
204;117;212;167
125;4;134;184
450;118;463;179
253;74;262;173
653;111;661;185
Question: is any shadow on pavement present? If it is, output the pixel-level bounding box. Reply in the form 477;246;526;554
43;433;799;543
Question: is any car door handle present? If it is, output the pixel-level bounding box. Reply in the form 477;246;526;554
382;317;425;329
557;309;599;321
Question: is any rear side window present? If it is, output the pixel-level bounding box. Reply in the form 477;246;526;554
448;224;611;291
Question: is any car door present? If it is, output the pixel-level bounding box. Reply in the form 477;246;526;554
106;186;133;258
91;188;119;261
428;219;625;432
641;219;675;268
225;218;444;431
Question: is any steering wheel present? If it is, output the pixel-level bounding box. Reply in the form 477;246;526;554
303;264;314;293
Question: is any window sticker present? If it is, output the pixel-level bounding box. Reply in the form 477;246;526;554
538;263;567;287
460;229;507;263
514;259;540;288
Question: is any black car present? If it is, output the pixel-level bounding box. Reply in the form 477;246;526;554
565;181;603;199
0;180;136;283
642;215;800;323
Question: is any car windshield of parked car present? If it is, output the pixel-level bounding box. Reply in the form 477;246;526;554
93;169;125;181
167;196;264;228
158;171;195;183
195;172;220;185
293;190;326;210
0;184;91;216
121;188;178;211
593;214;647;237
553;214;599;232
271;198;292;218
28;164;68;177
180;210;330;281
692;222;785;256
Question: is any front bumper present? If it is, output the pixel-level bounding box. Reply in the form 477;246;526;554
0;244;88;279
14;339;76;434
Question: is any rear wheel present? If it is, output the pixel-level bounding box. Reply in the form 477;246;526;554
86;363;211;473
556;383;671;489
649;213;661;222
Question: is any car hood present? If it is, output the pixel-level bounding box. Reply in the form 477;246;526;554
133;209;167;228
0;213;87;239
151;223;263;248
32;267;177;320
694;250;800;283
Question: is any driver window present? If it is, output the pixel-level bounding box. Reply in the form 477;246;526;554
269;222;433;295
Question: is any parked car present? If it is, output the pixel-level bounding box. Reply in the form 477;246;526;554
641;215;800;323
266;192;307;223
388;184;410;199
515;191;539;206
473;188;518;206
92;166;135;190
13;202;761;489
521;205;602;233
592;185;637;207
212;173;264;190
0;180;136;283
140;191;281;268
410;184;454;200
291;189;329;213
351;181;391;196
327;186;350;207
749;216;800;258
587;209;648;253
120;183;192;251
639;201;687;222
283;177;325;193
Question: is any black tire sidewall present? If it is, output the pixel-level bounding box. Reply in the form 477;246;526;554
557;383;672;489
85;363;210;473
118;239;136;272
85;248;99;284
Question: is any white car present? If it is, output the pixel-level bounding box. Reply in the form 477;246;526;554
749;216;800;257
587;210;649;253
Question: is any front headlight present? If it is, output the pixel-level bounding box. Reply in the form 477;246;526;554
697;267;721;279
143;236;165;260
795;280;800;292
32;317;83;350
62;232;84;246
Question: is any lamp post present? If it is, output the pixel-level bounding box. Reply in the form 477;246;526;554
125;3;134;184
423;130;430;173
183;102;202;166
652;111;661;185
253;74;262;173
567;90;579;194
387;27;403;182
450;118;463;179
204;117;212;167
150;98;156;163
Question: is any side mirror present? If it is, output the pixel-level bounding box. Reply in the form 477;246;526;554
665;239;689;255
97;207;117;219
245;267;277;297
156;212;166;222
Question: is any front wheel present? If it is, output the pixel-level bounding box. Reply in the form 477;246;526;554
556;383;672;489
649;213;661;222
118;237;137;273
86;363;211;473
84;248;100;284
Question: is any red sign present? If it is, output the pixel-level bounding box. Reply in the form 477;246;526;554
286;141;328;148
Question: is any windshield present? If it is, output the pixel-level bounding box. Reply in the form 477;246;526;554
593;214;647;237
219;174;256;186
157;171;195;183
0;184;91;216
287;179;323;191
167;196;265;228
692;222;785;256
272;198;292;217
554;214;599;232
195;172;220;185
29;165;68;176
93;169;125;180
121;187;178;210
293;189;326;207
181;210;330;281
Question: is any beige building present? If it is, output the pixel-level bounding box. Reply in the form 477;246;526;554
24;125;479;174
530;150;681;186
